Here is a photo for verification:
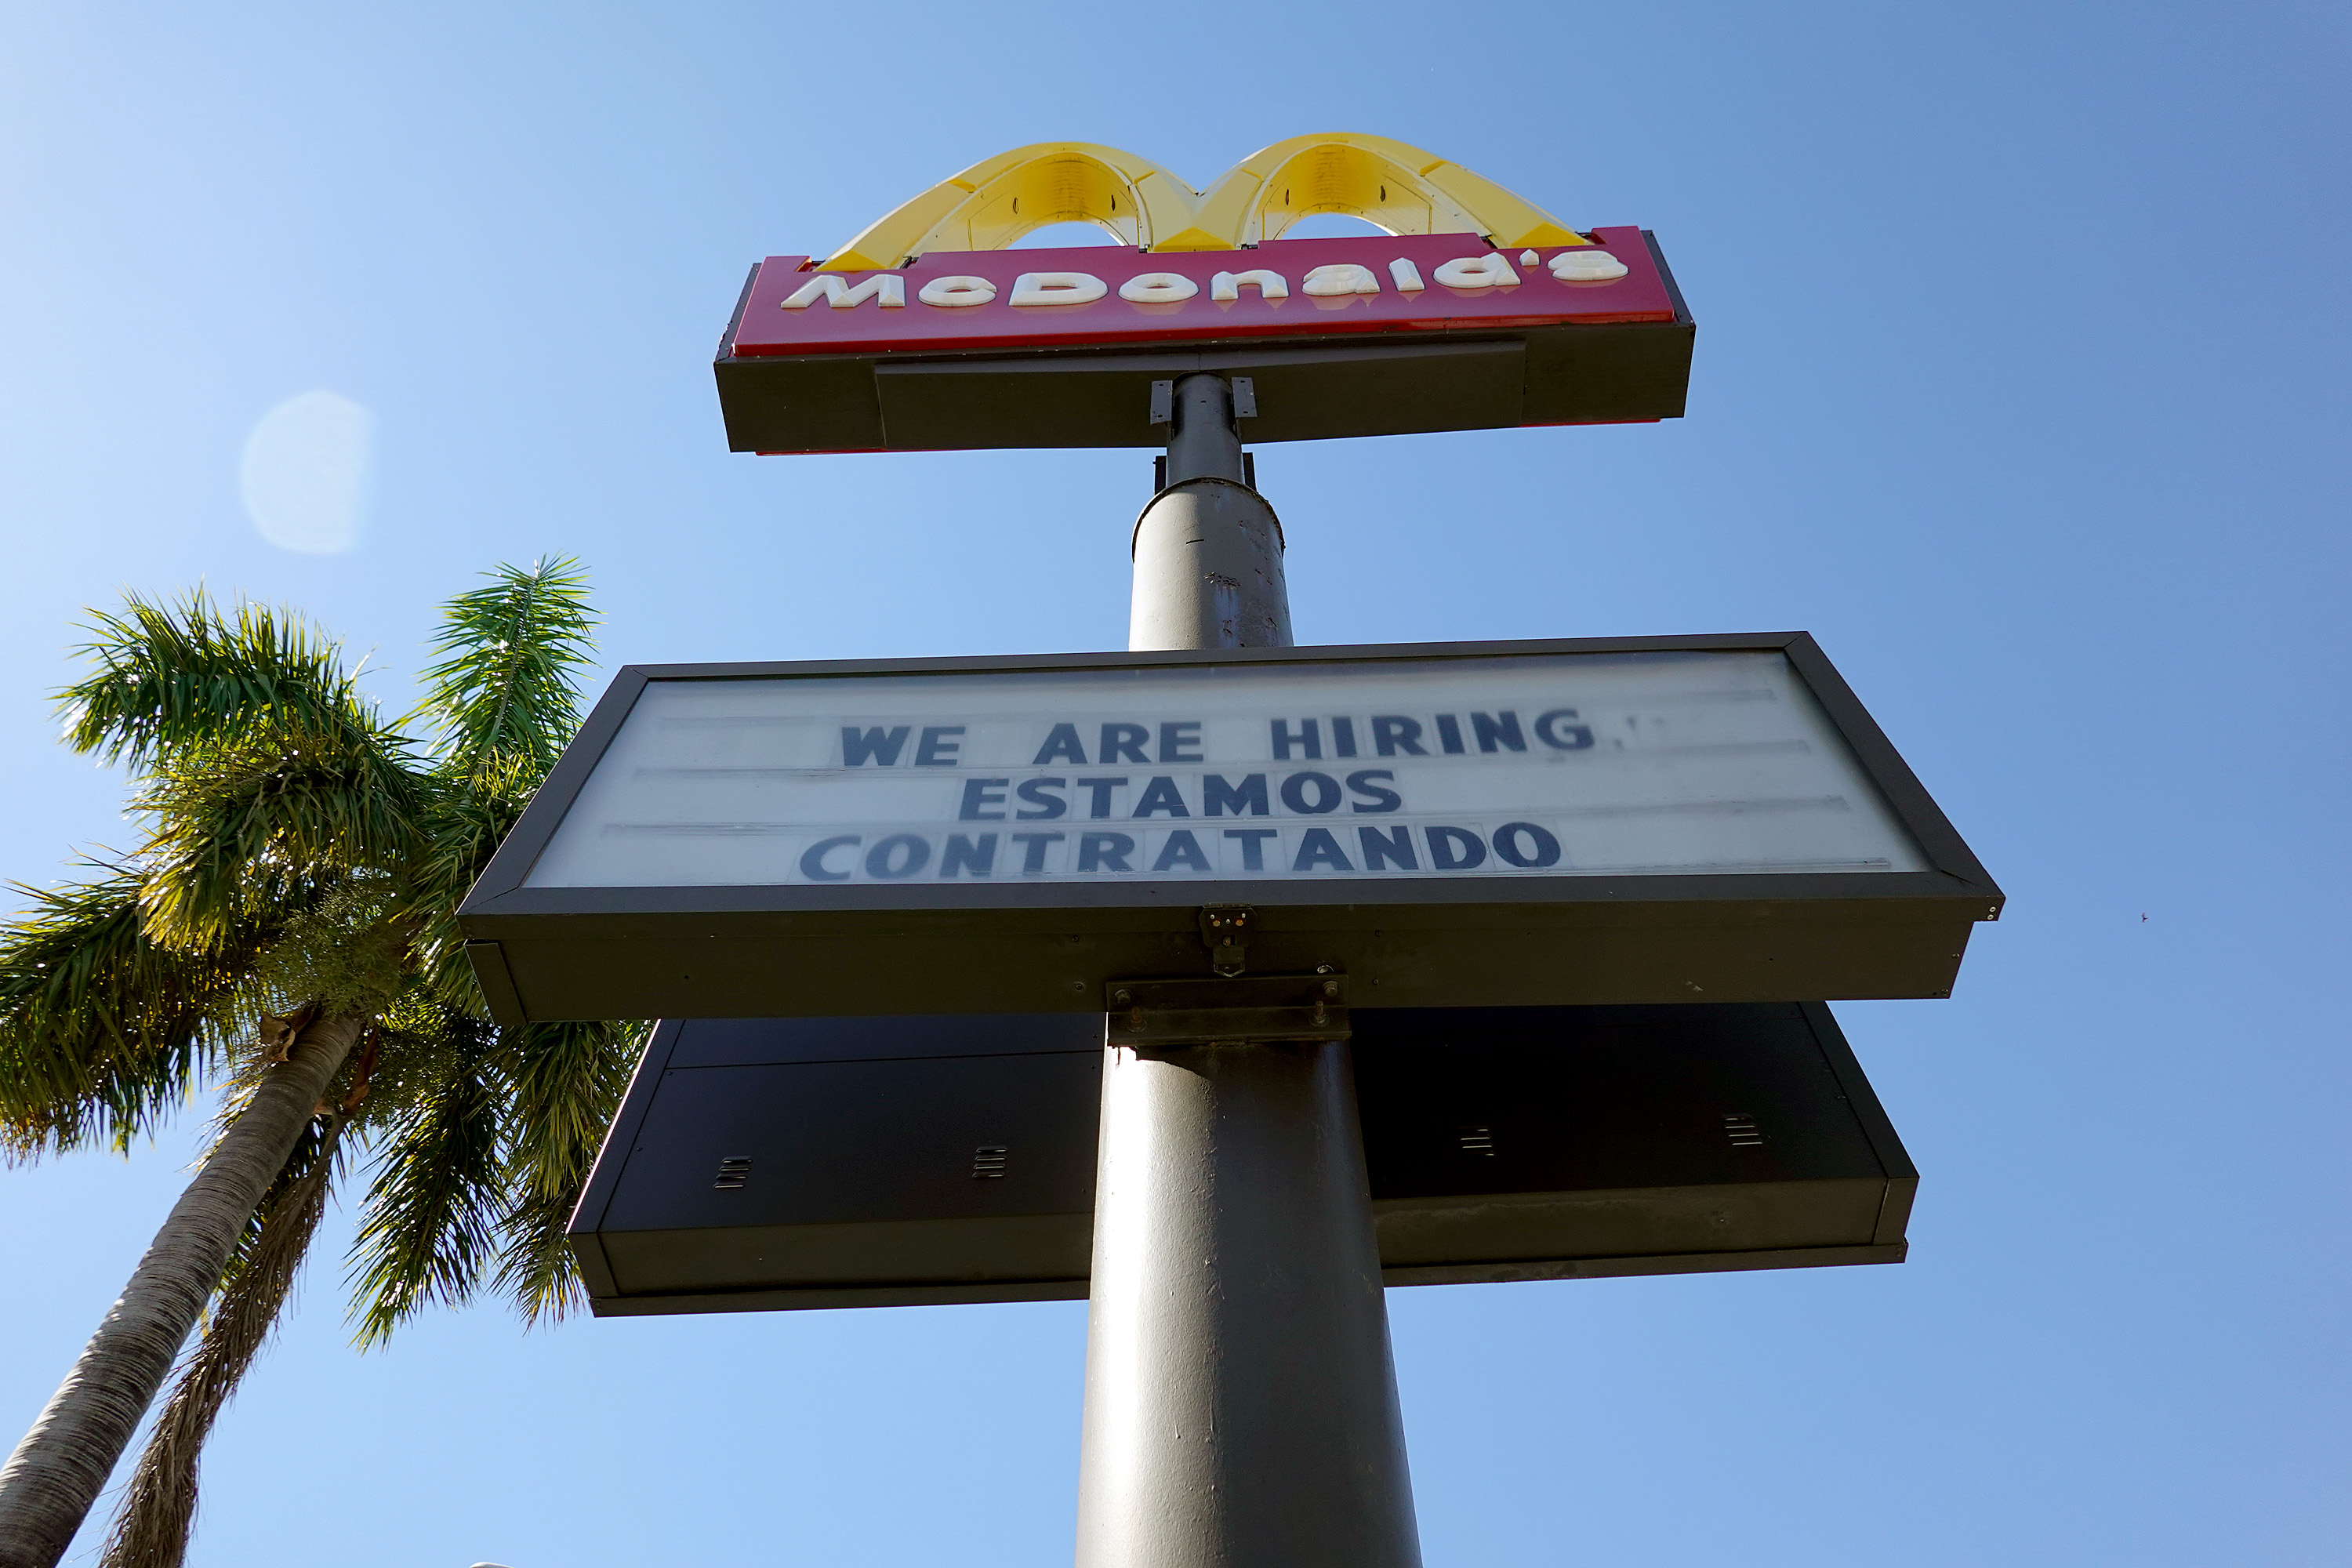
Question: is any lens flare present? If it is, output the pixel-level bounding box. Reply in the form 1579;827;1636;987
239;390;372;554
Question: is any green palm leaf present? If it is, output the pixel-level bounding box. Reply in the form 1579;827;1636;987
493;1018;646;1323
0;866;252;1157
346;1011;507;1346
404;764;532;1014
134;727;426;956
414;557;597;780
58;589;376;771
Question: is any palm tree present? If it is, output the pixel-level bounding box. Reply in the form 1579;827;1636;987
0;561;642;1568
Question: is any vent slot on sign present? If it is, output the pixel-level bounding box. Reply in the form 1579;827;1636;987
1457;1125;1496;1157
971;1145;1009;1179
1723;1114;1765;1148
713;1156;753;1189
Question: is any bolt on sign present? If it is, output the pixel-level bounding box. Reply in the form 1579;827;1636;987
711;134;1693;453
457;636;2003;1025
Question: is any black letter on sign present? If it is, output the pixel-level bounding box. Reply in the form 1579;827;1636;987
942;833;998;877
1331;717;1359;758
1471;711;1525;753
842;726;910;766
1534;709;1595;750
1425;826;1487;870
1435;714;1465;754
1292;828;1354;873
1076;777;1128;818
1078;832;1136;872
1132;776;1189;817
800;834;860;881
1100;723;1151;764
1270;718;1321;760
1152;829;1212;872
866;834;931;879
1011;831;1064;873
958;779;1009;820
1016;778;1068;819
1493;822;1562;868
1223;828;1279;871
915;725;965;765
1033;723;1087;764
1159;721;1203;762
1359;825;1417;871
1279;771;1342;815
1372;716;1427;757
1345;769;1401;813
1204;774;1269;817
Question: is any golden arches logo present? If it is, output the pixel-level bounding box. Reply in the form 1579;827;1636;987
818;133;1587;271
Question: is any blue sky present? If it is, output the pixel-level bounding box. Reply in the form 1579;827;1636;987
2;2;2347;1564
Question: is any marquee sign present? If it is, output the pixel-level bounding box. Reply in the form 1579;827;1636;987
457;635;2002;1024
713;136;1693;453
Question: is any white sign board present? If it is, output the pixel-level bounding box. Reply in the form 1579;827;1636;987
523;651;1927;891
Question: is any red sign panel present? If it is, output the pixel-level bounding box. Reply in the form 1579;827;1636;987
727;227;1675;360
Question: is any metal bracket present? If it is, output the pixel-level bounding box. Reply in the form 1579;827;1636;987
1199;905;1252;976
1149;379;1174;426
1105;974;1349;1046
1229;376;1258;419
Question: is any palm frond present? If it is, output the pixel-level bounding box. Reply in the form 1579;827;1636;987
0;867;252;1157
338;989;470;1129
133;727;427;955
100;1115;345;1568
492;1019;645;1323
413;558;597;782
57;590;376;772
400;765;533;1014
345;1011;505;1345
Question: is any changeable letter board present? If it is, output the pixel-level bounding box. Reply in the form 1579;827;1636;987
459;635;2002;1023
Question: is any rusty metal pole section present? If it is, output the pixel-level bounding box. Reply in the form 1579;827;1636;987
1130;374;1292;650
1077;374;1422;1568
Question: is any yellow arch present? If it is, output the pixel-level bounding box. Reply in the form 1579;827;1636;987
818;134;1585;270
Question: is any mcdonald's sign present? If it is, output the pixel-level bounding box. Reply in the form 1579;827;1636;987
714;135;1694;455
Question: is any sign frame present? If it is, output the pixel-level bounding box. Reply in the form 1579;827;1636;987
458;633;2002;1025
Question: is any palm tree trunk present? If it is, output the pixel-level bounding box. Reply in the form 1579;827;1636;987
0;1012;363;1568
98;1113;346;1568
98;1109;343;1568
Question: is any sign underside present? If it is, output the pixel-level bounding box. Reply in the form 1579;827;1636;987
570;1003;1918;1315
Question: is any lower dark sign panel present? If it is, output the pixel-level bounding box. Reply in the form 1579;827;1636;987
568;1002;1916;1315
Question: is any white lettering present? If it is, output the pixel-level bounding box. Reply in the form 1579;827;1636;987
1388;258;1425;292
1119;271;1200;303
918;274;998;307
1550;249;1629;281
1302;263;1381;297
781;273;906;310
1010;271;1109;307
1210;269;1289;303
1432;252;1521;289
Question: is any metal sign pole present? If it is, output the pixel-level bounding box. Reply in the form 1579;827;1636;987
1074;373;1423;1568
